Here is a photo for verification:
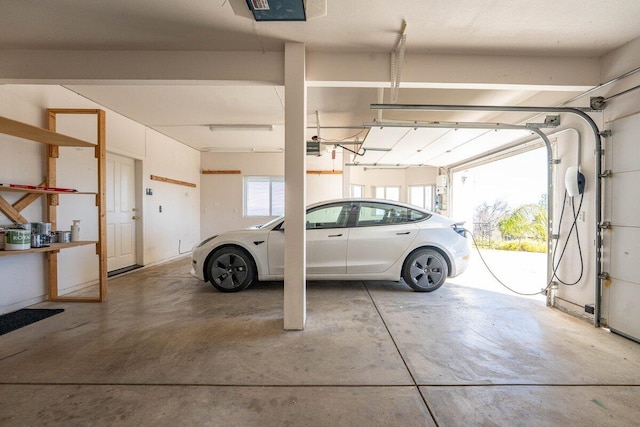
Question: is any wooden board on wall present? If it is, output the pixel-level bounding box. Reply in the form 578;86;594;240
150;175;197;188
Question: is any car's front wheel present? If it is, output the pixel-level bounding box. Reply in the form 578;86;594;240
402;248;448;292
206;247;256;292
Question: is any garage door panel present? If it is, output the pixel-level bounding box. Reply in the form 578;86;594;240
612;116;640;173
611;171;640;227
606;113;640;341
610;227;640;284
608;279;640;342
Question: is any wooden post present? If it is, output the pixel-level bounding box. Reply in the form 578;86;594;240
97;110;107;301
46;111;59;300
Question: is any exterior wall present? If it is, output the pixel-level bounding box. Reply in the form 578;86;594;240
0;85;201;314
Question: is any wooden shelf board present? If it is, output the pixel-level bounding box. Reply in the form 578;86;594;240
0;187;96;195
0;241;98;257
0;116;95;147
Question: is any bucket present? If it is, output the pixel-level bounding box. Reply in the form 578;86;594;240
5;229;31;250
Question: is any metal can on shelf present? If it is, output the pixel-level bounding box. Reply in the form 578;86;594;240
31;233;45;248
31;222;51;236
55;230;71;243
5;229;31;250
13;223;31;231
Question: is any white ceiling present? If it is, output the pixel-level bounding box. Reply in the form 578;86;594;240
3;0;639;55
3;0;640;166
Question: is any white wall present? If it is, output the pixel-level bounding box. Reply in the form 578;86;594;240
200;151;439;239
547;116;598;320
200;152;283;238
0;85;200;314
200;151;344;238
142;128;201;263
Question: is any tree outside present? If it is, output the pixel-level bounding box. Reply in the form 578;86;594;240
453;147;548;253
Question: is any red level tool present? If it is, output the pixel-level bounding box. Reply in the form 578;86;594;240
0;183;77;192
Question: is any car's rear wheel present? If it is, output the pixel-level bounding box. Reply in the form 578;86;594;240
402;248;448;292
206;247;256;292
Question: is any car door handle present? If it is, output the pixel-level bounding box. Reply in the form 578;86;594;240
328;234;343;237
396;231;411;235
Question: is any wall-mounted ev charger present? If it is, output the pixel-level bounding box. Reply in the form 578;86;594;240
565;166;585;197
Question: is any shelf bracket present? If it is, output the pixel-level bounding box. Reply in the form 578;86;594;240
0;195;28;223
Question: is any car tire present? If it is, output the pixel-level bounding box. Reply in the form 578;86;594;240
206;247;256;292
402;248;448;292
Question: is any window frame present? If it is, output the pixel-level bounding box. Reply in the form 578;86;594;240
350;184;364;198
408;185;435;211
243;175;285;217
373;185;401;202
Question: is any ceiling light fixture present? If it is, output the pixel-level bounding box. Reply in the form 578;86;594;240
204;147;283;153
205;147;255;152
208;124;274;131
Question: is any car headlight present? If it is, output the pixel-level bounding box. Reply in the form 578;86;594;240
196;235;218;248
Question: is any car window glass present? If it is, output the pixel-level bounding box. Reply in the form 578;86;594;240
356;203;428;226
409;209;429;221
306;203;350;229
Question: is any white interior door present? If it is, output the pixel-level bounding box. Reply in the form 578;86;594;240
606;113;640;342
106;153;137;272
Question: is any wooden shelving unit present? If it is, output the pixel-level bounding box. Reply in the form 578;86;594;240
0;109;107;302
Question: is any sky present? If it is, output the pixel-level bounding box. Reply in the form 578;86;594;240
452;147;548;224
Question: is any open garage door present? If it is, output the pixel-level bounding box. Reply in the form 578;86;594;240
604;113;640;342
449;145;550;297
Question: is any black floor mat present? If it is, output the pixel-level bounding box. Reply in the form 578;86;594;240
0;308;64;336
108;264;143;278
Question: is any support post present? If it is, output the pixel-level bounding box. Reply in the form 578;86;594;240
342;148;351;198
283;43;307;330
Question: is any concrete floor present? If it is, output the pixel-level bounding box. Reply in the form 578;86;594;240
1;257;639;426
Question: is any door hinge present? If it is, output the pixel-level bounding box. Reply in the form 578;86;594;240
599;221;611;230
599;169;613;178
598;272;610;280
599;130;612;138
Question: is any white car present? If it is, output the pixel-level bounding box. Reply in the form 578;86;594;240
191;199;470;292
